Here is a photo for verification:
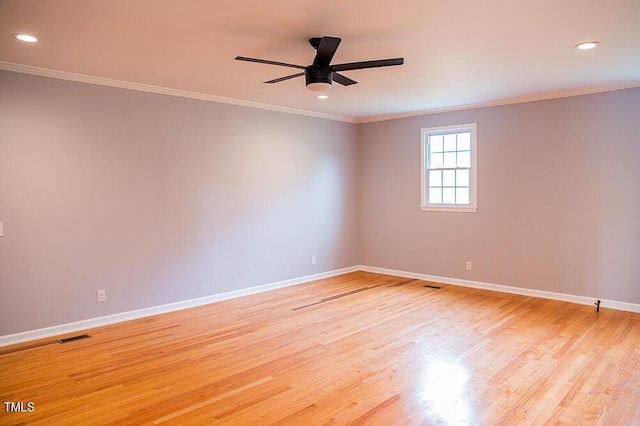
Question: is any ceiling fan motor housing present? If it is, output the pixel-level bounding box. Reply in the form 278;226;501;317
305;66;333;90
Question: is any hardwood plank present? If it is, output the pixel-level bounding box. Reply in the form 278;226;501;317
1;271;639;425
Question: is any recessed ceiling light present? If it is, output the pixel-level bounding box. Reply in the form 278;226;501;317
576;41;598;50
316;94;329;100
13;33;38;43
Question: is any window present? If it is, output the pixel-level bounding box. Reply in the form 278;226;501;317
421;123;477;212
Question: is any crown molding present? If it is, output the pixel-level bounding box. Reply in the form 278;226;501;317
0;61;356;124
356;80;640;123
2;61;639;125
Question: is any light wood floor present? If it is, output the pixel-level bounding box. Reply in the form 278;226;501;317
1;271;639;425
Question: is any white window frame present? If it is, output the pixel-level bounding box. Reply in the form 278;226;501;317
421;123;478;212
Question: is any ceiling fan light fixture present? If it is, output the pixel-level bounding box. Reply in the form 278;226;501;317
316;94;329;99
307;81;332;91
576;41;598;50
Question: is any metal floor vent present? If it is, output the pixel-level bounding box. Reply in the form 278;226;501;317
423;284;443;289
0;334;93;356
58;334;91;344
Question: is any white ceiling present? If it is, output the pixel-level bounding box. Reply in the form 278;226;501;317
1;0;639;122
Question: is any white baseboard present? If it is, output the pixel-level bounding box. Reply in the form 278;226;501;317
3;264;639;347
358;265;640;313
0;266;359;347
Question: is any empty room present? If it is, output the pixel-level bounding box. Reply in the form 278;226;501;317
1;0;639;424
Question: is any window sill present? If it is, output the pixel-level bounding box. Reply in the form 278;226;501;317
420;206;478;213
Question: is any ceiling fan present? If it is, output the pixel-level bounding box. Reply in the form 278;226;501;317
235;36;404;91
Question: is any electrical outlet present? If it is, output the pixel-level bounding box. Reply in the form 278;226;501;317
311;256;317;265
97;289;106;303
466;261;472;271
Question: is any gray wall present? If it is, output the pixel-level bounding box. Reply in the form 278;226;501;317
1;70;639;337
359;88;640;304
0;71;359;335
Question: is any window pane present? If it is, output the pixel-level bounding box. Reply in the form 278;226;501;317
457;132;471;151
443;188;455;204
429;152;443;169
456;169;469;186
430;135;443;152
457;150;471;168
422;124;476;210
429;170;442;187
443;152;456;167
444;134;457;151
456;188;470;204
429;188;442;204
442;170;455;186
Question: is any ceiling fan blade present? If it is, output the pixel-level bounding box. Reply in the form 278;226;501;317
313;36;341;67
332;58;404;72
264;72;305;84
235;56;306;70
332;73;357;86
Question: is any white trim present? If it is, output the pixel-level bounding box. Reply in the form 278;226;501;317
3;264;639;347
2;61;638;125
421;123;477;211
420;206;478;212
0;266;358;347
358;265;640;313
356;80;640;124
0;61;356;124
